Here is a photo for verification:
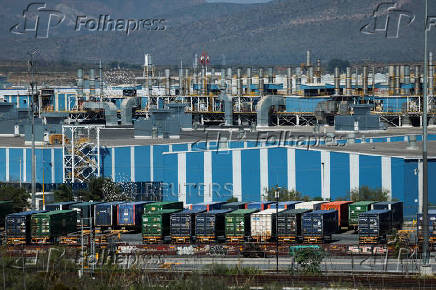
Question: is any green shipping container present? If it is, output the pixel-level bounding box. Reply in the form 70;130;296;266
145;202;183;212
0;201;14;227
349;201;374;227
31;210;77;239
142;209;181;239
225;209;258;239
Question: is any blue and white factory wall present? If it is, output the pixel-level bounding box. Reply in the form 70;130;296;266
0;147;63;189
99;144;435;217
0;144;433;217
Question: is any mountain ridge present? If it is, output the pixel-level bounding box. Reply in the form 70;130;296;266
1;0;432;65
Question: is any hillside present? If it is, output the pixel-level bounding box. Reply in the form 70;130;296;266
0;0;433;65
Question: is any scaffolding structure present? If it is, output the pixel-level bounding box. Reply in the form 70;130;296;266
62;125;103;184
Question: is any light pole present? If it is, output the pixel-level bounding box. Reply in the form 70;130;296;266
275;188;279;273
27;49;39;210
422;0;430;266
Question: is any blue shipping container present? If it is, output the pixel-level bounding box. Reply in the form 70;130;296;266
269;201;301;209
191;202;225;211
117;201;151;228
302;210;338;236
95;201;125;227
372;201;403;229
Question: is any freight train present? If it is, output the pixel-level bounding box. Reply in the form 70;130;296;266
1;199;430;247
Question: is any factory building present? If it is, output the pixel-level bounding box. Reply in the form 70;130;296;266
0;134;435;218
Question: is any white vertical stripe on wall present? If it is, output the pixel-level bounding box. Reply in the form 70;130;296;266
381;156;392;200
349;154;359;195
168;144;173;152
130;146;135;182
418;160;423;214
111;148;115;182
232;150;242;201
51;148;55;184
320;151;330;200
23;149;26;182
55;93;59;111
5;148;9;182
260;148;268;201
287;148;296;192
150;145;154;181
204;151;212;203
178;153;186;204
243;141;247;148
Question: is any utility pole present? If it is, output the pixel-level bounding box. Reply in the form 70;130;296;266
421;0;430;267
28;49;39;210
275;188;279;273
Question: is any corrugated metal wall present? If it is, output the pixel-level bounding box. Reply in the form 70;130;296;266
0;143;433;217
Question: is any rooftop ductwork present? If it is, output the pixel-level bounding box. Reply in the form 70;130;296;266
256;95;285;128
218;93;233;126
83;101;118;126
120;97;138;126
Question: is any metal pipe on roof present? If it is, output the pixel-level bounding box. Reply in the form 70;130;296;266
259;68;264;96
77;69;83;100
179;67;184;95
388;65;395;95
363;66;368;96
201;67;206;95
334;67;340;95
346;67;352;95
185;69;190;95
237;68;242;96
404;65;410;95
415;65;421;95
247;67;252;94
226;68;232;94
287;67;292;95
296;68;301;92
267;67;273;84
89;69;95;99
165;69;170;96
308;66;314;84
395;65;401;95
306;50;311;67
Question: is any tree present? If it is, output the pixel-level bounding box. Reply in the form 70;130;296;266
350;186;389;202
294;247;325;274
265;186;302;201
327;59;350;73
78;177;106;201
54;184;73;202
0;184;30;212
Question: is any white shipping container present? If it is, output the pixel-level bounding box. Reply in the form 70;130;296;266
250;208;284;241
295;201;327;211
